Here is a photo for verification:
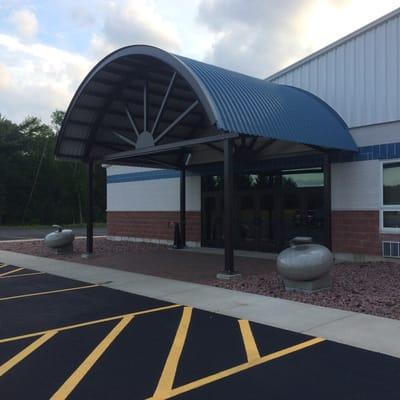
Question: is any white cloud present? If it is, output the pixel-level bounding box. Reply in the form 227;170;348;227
0;63;12;89
197;0;310;77
89;0;182;58
0;34;92;123
197;0;400;77
8;8;39;41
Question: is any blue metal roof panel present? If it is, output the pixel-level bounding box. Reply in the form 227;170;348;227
176;55;357;151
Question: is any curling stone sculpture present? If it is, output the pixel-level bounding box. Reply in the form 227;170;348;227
44;225;75;254
277;236;333;292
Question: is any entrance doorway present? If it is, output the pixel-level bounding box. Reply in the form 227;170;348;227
201;169;325;252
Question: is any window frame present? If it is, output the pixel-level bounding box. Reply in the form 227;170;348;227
380;159;400;233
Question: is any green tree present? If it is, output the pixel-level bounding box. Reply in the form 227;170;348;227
0;111;106;225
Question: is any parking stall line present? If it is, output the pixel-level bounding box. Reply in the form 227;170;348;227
0;268;24;277
0;283;99;302
0;331;58;377
0;304;182;344
148;337;325;399
152;306;193;399
50;315;135;400
238;320;260;362
0;271;46;279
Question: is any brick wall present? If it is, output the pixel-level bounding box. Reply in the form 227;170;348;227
332;211;380;255
107;211;201;243
331;210;400;256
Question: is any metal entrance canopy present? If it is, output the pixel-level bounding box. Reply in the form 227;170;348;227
55;45;357;168
55;45;357;276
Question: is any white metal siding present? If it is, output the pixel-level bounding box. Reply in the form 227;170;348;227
331;160;380;210
106;166;201;212
270;13;400;129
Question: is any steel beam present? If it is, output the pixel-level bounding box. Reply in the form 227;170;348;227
179;167;186;248
86;160;94;254
103;133;239;161
323;154;332;249
154;100;199;144
223;139;234;273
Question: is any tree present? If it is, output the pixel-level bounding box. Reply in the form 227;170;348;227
0;111;106;225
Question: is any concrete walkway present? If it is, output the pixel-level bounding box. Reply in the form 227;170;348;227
1;249;399;358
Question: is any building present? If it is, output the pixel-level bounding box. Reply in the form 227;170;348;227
55;8;400;269
268;8;400;259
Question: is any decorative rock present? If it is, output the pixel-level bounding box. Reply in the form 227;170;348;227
44;225;75;254
277;237;333;292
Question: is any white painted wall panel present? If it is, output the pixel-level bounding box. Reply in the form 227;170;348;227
331;160;380;210
106;166;201;212
269;12;400;129
349;120;400;146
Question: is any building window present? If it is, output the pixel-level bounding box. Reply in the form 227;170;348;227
381;162;400;231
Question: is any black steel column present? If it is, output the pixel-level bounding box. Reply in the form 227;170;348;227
323;154;332;249
180;167;186;248
224;139;234;273
274;172;283;251
86;160;94;254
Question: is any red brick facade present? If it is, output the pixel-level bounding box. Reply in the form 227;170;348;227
108;210;399;256
332;210;400;256
332;211;380;255
107;211;201;243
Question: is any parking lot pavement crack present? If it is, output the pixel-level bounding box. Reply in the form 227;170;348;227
300;313;355;334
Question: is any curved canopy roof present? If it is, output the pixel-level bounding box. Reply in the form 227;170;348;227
55;45;357;165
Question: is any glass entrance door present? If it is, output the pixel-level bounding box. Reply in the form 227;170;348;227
258;192;275;251
236;194;258;250
201;168;325;252
235;191;275;251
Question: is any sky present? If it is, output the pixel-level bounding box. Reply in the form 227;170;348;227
0;0;399;124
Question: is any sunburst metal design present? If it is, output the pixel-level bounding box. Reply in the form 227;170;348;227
112;72;199;150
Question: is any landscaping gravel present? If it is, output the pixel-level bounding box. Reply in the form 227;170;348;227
1;237;399;320
212;261;400;320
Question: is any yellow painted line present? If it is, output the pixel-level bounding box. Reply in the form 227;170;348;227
0;263;8;268
0;271;46;279
0;304;181;344
0;331;57;377
0;267;24;277
238;320;260;362
148;337;325;399
153;306;193;399
50;315;134;400
0;283;99;302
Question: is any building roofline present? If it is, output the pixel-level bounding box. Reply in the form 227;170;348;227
266;6;400;81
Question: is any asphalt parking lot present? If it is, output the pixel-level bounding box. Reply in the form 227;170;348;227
0;262;400;399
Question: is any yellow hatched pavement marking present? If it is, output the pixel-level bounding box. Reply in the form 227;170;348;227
0;271;46;279
0;331;57;377
0;267;24;277
0;283;99;302
148;337;325;399
0;304;181;344
50;315;134;400
152;306;193;399
238;320;260;362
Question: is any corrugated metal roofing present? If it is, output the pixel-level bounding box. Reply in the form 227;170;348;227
55;45;357;161
176;55;357;151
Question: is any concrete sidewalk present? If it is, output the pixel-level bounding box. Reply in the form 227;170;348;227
1;249;399;358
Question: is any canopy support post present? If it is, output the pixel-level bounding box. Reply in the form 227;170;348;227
323;154;332;249
217;139;241;280
86;160;94;255
179;166;186;248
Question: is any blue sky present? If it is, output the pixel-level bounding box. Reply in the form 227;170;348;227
0;0;399;123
